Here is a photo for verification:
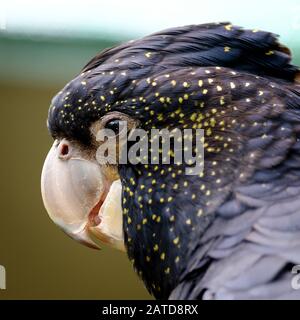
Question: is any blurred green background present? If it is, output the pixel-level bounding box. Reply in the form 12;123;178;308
0;0;299;299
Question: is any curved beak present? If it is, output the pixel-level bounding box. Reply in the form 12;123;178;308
41;139;125;251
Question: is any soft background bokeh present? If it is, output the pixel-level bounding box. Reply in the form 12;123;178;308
0;0;299;299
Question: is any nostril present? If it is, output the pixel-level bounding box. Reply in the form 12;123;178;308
58;142;71;159
61;144;69;156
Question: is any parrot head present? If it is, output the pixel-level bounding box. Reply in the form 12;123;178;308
41;22;300;299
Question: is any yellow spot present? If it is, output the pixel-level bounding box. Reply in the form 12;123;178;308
186;219;192;225
210;118;216;127
224;46;231;52
197;209;203;216
266;50;274;56
178;97;183;103
216;85;222;92
202;89;208;94
171;80;176;86
127;217;132;224
173;183;178;190
160;252;165;260
153;244;159;251
230;82;236;89
198;80;203;87
100;95;106;101
183;81;189;87
170;215;175;222
145;52;152;58
159;97;165;103
156;216;161;223
81;81;87;85
152;82;157;86
225;24;232;31
165;268;170;274
190;113;197;121
142;218;148;225
173;237;180;245
175;256;180;263
183;94;189;100
146;256;151;262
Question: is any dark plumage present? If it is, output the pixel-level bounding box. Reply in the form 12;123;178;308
47;22;300;299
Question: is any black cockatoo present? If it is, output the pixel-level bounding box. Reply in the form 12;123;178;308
41;22;300;299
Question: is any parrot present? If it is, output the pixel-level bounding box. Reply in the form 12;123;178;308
41;22;300;299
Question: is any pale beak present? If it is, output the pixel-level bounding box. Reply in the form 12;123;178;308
41;139;125;251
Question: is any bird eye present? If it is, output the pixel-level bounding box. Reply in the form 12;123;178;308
104;119;121;134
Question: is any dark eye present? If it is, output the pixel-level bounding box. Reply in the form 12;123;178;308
104;119;121;134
